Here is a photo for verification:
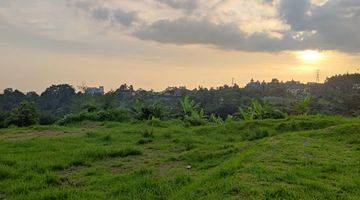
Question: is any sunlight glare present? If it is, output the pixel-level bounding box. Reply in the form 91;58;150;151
297;50;323;63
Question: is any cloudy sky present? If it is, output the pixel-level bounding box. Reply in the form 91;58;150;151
0;0;359;92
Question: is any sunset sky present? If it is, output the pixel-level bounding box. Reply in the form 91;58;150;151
0;0;359;93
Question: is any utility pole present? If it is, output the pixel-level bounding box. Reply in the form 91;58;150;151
231;78;235;87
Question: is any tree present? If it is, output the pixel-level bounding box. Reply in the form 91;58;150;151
180;96;206;126
295;96;311;115
40;84;76;116
132;99;166;120
7;101;38;127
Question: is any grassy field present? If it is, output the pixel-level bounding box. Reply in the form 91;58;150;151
0;116;359;199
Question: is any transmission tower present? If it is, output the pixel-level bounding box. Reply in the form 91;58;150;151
316;69;320;83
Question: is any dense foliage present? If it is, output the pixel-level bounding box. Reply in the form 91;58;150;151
0;73;359;127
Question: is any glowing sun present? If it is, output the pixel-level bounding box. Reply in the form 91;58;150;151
297;50;323;63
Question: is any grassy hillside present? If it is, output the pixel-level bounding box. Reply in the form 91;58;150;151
0;116;359;199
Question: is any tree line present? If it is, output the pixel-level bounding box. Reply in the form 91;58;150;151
0;73;359;128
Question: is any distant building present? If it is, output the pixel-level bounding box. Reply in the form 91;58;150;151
245;79;261;89
85;86;104;95
353;83;360;90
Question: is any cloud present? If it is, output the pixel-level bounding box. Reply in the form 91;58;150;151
70;1;139;27
112;9;138;27
91;7;110;21
90;7;138;27
279;0;360;52
131;0;360;53
134;18;303;52
4;0;360;53
279;0;310;31
155;0;199;12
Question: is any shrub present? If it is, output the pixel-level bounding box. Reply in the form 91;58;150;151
147;117;166;127
242;128;270;141
225;115;236;123
57;109;133;125
99;109;133;122
181;96;207;126
141;127;154;138
0;111;7;128
39;112;57;125
6;101;38;127
82;103;99;113
295;96;311;115
239;100;285;121
133;99;166;120
184;113;207;127
262;107;286;119
209;114;224;125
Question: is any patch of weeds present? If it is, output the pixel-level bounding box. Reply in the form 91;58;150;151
183;139;196;151
137;138;153;145
45;173;61;186
0;158;16;167
142;127;154;138
0;166;14;180
215;167;237;178
147;118;167;128
134;168;153;177
85;148;142;161
50;163;66;171
264;188;295;199
321;163;340;173
172;174;192;186
69;158;88;167
172;138;180;143
101;134;113;143
242;128;271;141
163;132;172;139
226;137;236;142
85;131;98;138
39;190;69;200
193;126;215;135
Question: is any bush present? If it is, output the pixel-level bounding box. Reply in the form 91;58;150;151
262;107;286;119
133;99;166;120
141;127;154;138
181;96;207;126
0;111;7;128
184;113;207;127
239;100;285;121
82;103;100;113
209;114;224;125
98;109;133;122
39;112;58;125
57;109;133;125
242;128;270;141
295;96;311;115
6;101;38;127
147;117;166;127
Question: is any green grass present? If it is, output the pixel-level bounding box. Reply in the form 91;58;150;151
0;116;359;199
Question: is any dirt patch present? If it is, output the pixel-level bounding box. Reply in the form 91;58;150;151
0;130;78;141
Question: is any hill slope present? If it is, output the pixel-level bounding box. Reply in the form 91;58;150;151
0;116;359;199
